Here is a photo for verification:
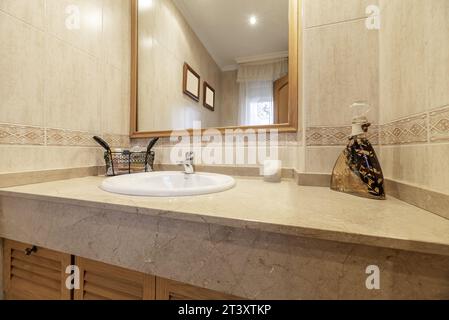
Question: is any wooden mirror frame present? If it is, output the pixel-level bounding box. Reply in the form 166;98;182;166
130;0;302;138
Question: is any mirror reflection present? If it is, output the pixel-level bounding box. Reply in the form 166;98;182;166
137;0;290;132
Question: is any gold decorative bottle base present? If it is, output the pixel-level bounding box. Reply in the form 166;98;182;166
330;136;386;200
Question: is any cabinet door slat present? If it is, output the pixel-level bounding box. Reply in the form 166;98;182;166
83;282;140;300
11;267;60;291
3;239;72;300
74;257;156;300
9;276;61;300
11;258;61;281
12;250;61;271
83;292;109;300
84;272;143;298
156;278;241;300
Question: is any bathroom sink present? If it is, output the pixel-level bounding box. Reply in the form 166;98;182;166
100;172;236;197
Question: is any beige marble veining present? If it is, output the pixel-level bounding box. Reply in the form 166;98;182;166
1;193;448;299
1;176;449;257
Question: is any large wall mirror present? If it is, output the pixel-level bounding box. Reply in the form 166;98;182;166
131;0;300;138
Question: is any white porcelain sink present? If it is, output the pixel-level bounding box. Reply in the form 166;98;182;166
100;171;236;197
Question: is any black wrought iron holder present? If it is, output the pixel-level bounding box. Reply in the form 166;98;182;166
104;149;155;177
93;136;159;177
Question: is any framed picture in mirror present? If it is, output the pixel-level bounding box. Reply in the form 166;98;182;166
183;63;200;102
203;82;215;111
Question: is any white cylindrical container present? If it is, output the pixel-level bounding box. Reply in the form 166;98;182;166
262;160;282;183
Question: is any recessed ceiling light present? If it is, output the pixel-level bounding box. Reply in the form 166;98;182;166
249;16;257;26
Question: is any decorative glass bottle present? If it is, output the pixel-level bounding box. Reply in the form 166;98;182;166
330;102;386;200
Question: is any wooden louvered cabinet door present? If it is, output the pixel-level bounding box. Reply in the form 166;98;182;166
74;257;155;300
156;278;240;300
3;240;72;300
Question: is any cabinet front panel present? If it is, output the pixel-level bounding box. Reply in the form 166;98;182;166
3;240;71;300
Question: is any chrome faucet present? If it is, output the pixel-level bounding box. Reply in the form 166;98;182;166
179;152;195;174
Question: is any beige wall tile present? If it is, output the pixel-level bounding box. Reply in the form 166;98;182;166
428;143;449;195
0;12;45;126
304;0;378;28
378;0;449;196
379;0;449;123
0;146;103;174
0;0;130;175
425;0;449;112
304;19;379;127
379;0;427;123
295;146;306;172
380;144;449;195
103;0;131;72
278;146;299;168
46;0;103;58
45;35;100;133
379;145;429;191
305;146;342;174
39;146;104;170
102;64;129;135
0;0;45;30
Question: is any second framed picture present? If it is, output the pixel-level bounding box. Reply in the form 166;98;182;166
203;82;215;112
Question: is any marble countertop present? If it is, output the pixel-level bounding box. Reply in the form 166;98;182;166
1;176;449;256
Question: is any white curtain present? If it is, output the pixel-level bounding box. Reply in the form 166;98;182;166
237;59;288;126
237;59;289;82
238;81;274;126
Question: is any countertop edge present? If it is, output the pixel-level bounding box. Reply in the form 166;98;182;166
1;189;449;257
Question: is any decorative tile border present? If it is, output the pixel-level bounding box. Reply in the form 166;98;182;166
306;126;351;146
380;114;428;145
0;124;129;148
103;134;131;148
46;128;97;147
0;123;45;145
430;106;449;143
306;125;379;146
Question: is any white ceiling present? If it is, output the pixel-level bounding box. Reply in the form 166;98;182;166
173;0;289;70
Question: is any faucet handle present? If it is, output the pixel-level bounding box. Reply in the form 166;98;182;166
185;151;194;162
